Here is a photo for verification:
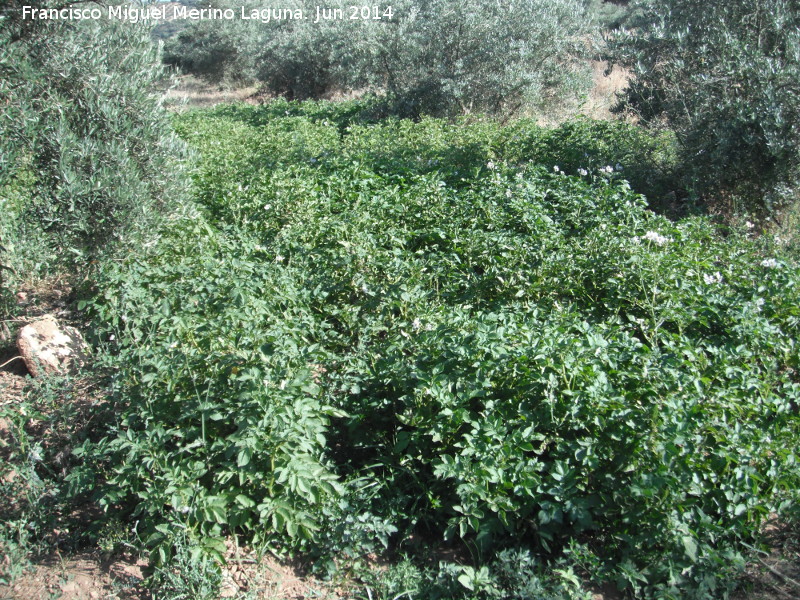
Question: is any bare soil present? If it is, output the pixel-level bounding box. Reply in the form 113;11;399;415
732;519;800;600
0;549;342;600
580;61;630;121
164;75;260;111
0;552;149;600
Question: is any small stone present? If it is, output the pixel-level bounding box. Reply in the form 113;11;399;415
219;570;239;598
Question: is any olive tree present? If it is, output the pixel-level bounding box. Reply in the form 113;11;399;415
0;2;189;261
349;0;594;118
609;0;800;215
165;0;594;119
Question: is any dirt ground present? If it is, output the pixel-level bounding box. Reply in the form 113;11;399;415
0;550;341;600
163;76;260;111
580;61;630;121
731;519;800;600
0;552;149;600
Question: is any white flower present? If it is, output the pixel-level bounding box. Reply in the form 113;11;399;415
615;163;624;171
553;165;560;173
703;272;723;285
506;189;513;198
745;221;755;229
631;236;640;245
643;231;671;246
487;161;496;170
761;258;779;269
602;165;614;174
275;254;285;262
425;322;435;331
412;318;422;331
578;168;588;177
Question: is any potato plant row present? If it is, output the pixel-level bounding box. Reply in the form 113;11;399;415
85;101;800;599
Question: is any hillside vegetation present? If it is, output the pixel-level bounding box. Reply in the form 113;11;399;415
2;1;800;598
77;101;800;599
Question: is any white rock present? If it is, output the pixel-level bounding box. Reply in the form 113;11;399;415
16;315;87;377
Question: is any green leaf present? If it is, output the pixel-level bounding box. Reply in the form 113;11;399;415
682;536;698;562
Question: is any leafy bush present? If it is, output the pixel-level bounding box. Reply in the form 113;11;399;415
83;102;800;598
163;0;262;86
0;11;189;262
500;116;679;205
164;0;593;118
584;0;638;30
149;527;222;600
0;371;107;584
354;0;593;118
609;0;800;216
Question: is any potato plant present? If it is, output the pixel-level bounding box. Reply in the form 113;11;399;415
84;101;800;599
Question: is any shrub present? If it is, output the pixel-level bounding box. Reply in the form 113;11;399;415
164;0;594;118
0;8;189;262
163;0;261;86
351;0;594;118
608;0;800;216
500;116;679;205
584;0;638;30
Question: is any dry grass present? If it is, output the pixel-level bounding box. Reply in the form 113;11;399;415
164;75;260;111
579;60;630;120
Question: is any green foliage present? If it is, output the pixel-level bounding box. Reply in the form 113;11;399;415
500;115;679;205
164;1;258;86
0;10;189;262
584;0;637;30
149;527;222;600
81;102;800;598
354;551;590;599
609;0;800;215
0;372;105;584
353;0;593;118
165;0;593;118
